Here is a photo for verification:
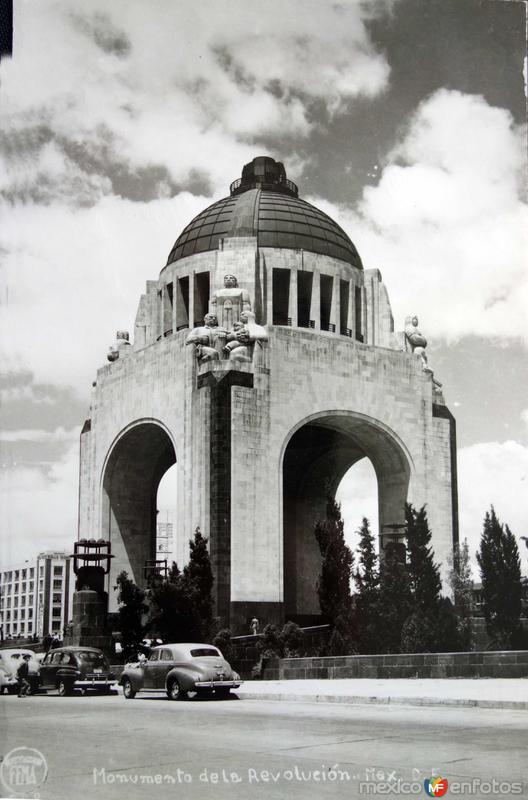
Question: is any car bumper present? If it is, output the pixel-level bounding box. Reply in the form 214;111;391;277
75;679;117;688
194;680;242;689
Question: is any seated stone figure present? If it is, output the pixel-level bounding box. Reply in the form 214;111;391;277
405;315;429;370
224;310;268;362
186;313;228;362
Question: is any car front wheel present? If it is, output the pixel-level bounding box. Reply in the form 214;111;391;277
122;679;136;699
167;680;185;701
58;680;73;697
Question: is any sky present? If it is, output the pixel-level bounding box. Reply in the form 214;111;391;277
0;0;527;578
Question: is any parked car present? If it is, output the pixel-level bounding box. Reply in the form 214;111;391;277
120;643;242;700
39;646;117;696
0;649;39;694
0;662;17;694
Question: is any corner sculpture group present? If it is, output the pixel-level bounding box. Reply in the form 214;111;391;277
186;274;268;363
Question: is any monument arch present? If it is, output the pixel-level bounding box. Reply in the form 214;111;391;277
280;411;412;621
101;420;177;589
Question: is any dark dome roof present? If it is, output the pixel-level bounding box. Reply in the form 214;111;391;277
166;157;362;269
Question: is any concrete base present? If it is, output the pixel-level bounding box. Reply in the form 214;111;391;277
262;650;528;680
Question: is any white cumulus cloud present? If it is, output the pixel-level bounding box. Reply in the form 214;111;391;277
458;440;528;578
314;89;528;343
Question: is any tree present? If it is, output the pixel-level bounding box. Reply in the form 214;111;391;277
376;550;412;653
314;496;354;623
354;517;381;654
183;527;214;639
147;528;215;643
405;504;442;616
114;571;148;661
476;507;522;649
447;539;474;650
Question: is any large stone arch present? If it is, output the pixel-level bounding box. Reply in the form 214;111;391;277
101;420;177;595
280;411;413;622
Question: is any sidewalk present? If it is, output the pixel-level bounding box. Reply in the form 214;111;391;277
236;678;528;710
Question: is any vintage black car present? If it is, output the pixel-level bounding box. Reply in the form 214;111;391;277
120;643;242;700
39;646;116;696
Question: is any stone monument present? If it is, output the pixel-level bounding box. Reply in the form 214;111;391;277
78;155;458;632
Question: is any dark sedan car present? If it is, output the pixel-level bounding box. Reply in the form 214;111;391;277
39;646;117;696
120;643;242;700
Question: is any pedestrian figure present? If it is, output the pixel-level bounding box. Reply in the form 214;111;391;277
250;617;260;636
17;655;31;697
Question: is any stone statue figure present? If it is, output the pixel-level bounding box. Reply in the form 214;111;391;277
210;274;251;331
107;330;131;362
405;315;429;370
186;313;228;362
224;310;268;362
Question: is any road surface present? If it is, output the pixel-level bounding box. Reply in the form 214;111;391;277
1;689;527;799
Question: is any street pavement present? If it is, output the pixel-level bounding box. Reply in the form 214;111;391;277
1;687;527;800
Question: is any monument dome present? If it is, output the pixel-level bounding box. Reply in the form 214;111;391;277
166;156;362;269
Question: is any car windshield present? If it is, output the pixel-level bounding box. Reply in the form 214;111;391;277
76;652;108;668
190;648;221;658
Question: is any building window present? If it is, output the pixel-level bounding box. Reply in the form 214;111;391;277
14;584;19;593
193;272;210;328
28;609;33;619
13;598;18;608
28;595;33;606
297;271;313;328
29;581;34;591
320;274;333;332
176;276;190;331
53;566;63;576
22;569;27;579
20;610;25;620
272;268;290;325
53;593;62;603
29;568;35;577
53;580;62;590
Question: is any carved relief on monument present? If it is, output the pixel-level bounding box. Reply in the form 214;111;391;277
210;274;251;330
185;313;228;362
107;330;131;362
404;315;429;370
187;276;268;365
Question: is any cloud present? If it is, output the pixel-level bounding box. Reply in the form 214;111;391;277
0;192;208;390
313;89;528;342
521;409;528;431
0;435;80;566
0;0;393;206
458;440;528;578
0;427;75;443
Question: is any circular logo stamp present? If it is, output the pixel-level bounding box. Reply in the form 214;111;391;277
0;747;48;796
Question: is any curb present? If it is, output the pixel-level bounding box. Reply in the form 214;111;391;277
236;692;528;711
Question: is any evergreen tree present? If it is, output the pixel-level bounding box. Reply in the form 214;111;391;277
476;507;522;649
183;527;214;639
403;503;460;652
147;564;200;643
447;539;474;650
405;503;442;615
314;496;354;622
147;528;215;642
354;517;381;654
114;571;148;661
376;550;412;653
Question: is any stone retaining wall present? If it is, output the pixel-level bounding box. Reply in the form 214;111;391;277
262;650;528;680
